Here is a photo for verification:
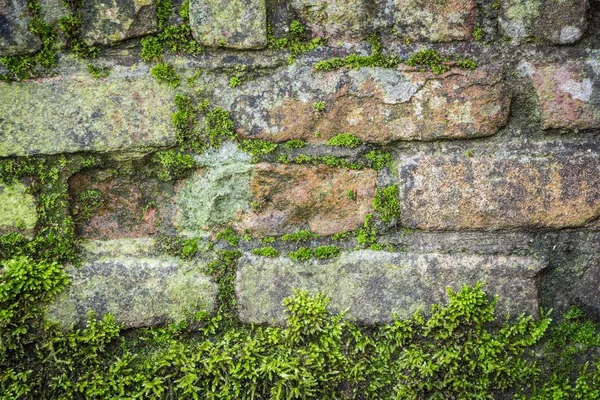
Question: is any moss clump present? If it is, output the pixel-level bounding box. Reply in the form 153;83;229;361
331;231;351;242
291;154;362;170
228;76;242;88
288;247;312;261
326;133;361;149
73;188;103;223
314;34;400;72
150;62;180;87
281;230;319;243
313;245;340;259
58;0;100;59
152;150;195;182
140;36;163;62
284;140;306;149
313;101;326;112
87;64;110;78
154;234;198;260
373;185;400;225
406;49;450;75
204;106;236;148
473;23;484;41
215;227;240;247
355;214;377;247
239;139;278;162
251;246;280;258
267;19;325;64
455;58;478;70
365;150;392;171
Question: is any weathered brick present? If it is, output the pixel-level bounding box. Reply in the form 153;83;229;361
499;0;587;44
236;251;546;324
190;0;266;49
393;0;476;42
0;72;176;157
530;60;600;130
0;181;37;238
399;149;600;230
0;0;41;56
226;65;509;144
238;164;377;236
47;239;218;328
81;0;158;45
289;0;371;41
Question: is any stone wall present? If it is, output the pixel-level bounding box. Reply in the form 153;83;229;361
0;0;599;328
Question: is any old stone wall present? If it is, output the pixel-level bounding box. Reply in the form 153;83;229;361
0;0;599;328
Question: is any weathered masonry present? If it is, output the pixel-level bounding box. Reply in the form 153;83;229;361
0;0;599;329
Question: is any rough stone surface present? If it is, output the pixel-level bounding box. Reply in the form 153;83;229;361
499;0;588;44
236;251;546;324
0;0;41;56
393;0;476;42
238;163;377;236
81;0;158;45
190;0;267;49
0;71;176;157
530;60;600;130
0;181;37;237
173;143;253;234
399;149;600;230
289;0;370;41
47;239;218;328
223;65;509;143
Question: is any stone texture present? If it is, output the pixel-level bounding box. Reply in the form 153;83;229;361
393;0;476;42
81;0;158;46
223;64;509;144
530;60;600;130
499;0;588;44
0;181;37;237
0;0;41;56
572;244;600;317
190;0;267;49
236;251;546;324
289;0;371;41
0;71;176;157
173;143;253;234
47;239;218;328
399;149;600;230
238;163;377;236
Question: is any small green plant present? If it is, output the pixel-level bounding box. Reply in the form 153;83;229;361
464;149;474;157
455;58;478;70
284;140;306;149
204;106;236;147
260;236;275;244
314;34;400;72
289;247;312;261
281;230;319;243
346;190;356;200
373;185;400;225
356;214;377;247
87;64;110;78
228;76;242;88
365;150;392;171
252;246;280;258
313;245;340;259
216;227;240;247
239;139;278;161
473;23;484;41
267;20;325;64
75;188;103;222
152;150;195;181
150;62;180;87
406;49;450;74
326;133;361;148
313;101;326;112
140;36;163;62
492;0;501;9
332;231;351;242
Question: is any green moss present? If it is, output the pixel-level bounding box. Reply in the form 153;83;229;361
355;214;377;247
346;190;355;200
172;94;199;146
160;25;203;55
228;76;242;88
373;185;400;225
152;150;196;182
365;150;392;171
314;34;400;72
313;245;340;259
204;106;236;148
331;231;351;242
267;19;325;64
156;0;172;30
150;62;180;87
326;133;361;148
406;49;450;75
288;247;312;261
87;64;110;78
281;230;319;243
251;246;280;258
473;23;484;41
140;36;163;62
455;58;478;70
239;139;278;162
260;236;275;244
215;227;240;247
284;140;306;149
313;101;326;112
74;189;103;223
290;154;362;170
58;0;100;59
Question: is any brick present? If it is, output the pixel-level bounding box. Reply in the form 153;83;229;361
530;60;600;130
238;163;377;236
236;251;546;324
0;72;176;157
0;0;41;56
47;239;218;328
399;149;600;230
190;0;266;49
226;65;510;144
